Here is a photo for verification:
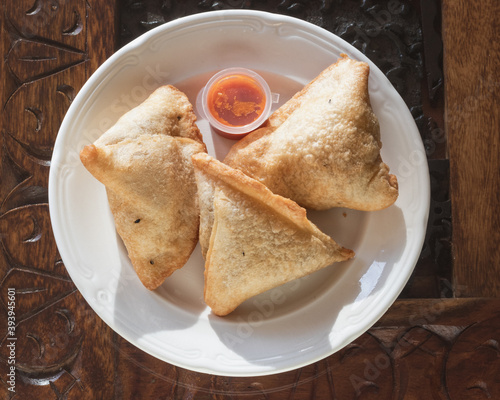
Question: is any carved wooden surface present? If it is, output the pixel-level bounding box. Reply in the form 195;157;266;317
0;0;499;399
0;1;117;399
110;299;500;399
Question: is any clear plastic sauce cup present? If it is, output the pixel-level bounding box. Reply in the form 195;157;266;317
201;68;273;139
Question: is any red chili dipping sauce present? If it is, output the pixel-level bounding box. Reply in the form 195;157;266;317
207;74;266;127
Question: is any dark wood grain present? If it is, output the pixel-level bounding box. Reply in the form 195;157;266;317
443;0;500;297
112;298;500;399
0;1;117;399
1;0;499;399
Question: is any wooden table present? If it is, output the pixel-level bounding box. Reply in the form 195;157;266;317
1;0;499;398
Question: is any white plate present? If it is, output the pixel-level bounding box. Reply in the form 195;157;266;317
49;10;429;376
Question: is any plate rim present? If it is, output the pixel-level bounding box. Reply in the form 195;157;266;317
48;9;430;377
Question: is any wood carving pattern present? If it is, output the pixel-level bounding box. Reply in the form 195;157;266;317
0;1;93;398
446;316;500;399
112;307;500;399
1;1;497;399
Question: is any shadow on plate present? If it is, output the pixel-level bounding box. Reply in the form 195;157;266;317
204;204;406;368
111;239;206;335
110;204;406;371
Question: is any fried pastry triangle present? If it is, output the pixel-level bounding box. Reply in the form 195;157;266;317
224;54;398;211
80;85;206;289
192;153;354;316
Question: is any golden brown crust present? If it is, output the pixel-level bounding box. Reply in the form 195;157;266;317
94;85;204;147
80;85;206;290
224;54;398;211
194;153;317;233
192;153;354;316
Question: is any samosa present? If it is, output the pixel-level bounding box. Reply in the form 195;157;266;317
80;85;206;290
224;54;398;211
192;153;354;316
